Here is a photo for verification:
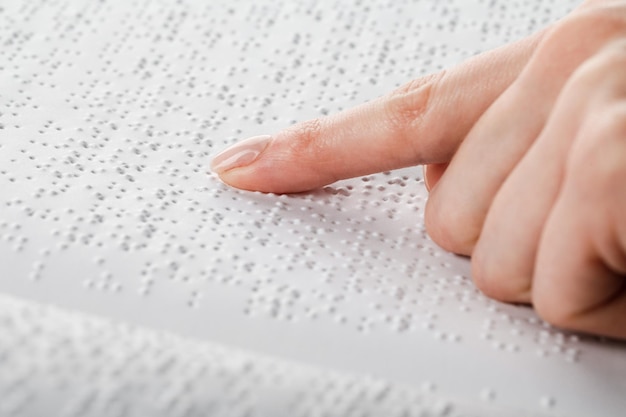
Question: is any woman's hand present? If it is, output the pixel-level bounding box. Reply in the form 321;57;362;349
211;0;626;339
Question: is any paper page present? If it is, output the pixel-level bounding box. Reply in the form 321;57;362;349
1;0;624;416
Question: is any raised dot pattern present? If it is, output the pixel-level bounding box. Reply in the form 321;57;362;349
0;294;514;417
1;0;624;416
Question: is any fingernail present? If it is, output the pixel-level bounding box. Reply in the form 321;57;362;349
210;135;271;174
423;165;433;192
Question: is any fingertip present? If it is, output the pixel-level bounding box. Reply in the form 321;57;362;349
209;122;342;193
209;134;303;193
214;164;281;193
210;135;272;175
212;150;329;194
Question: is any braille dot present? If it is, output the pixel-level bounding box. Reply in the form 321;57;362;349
480;388;495;402
541;396;556;409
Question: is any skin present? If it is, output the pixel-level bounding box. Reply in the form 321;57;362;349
212;0;626;340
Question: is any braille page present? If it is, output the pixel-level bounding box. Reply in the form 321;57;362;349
0;1;625;417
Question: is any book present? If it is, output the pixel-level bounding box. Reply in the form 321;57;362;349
0;0;623;416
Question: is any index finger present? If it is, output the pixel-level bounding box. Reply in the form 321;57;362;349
211;31;546;194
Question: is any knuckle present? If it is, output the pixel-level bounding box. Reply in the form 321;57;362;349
561;6;626;38
470;251;501;300
597;38;626;66
595;105;626;142
567;39;626;91
424;195;476;256
471;248;531;303
531;8;626;70
581;0;626;15
533;296;577;331
391;72;443;96
568;106;626;196
383;95;422;139
424;197;456;253
382;72;444;156
284;118;326;160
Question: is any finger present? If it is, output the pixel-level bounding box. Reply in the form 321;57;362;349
536;206;626;339
423;163;449;192
471;38;626;303
424;10;626;256
533;103;626;339
210;31;546;193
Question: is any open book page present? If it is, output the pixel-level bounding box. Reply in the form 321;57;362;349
1;0;624;416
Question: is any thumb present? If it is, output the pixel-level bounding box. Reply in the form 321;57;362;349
211;30;546;194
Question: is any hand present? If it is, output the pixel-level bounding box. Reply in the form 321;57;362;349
210;0;626;340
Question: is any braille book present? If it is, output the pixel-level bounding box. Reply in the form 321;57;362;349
0;1;623;416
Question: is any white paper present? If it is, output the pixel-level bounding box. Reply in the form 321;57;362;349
1;0;624;416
